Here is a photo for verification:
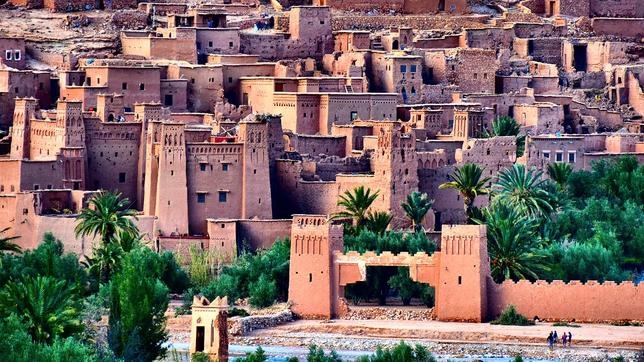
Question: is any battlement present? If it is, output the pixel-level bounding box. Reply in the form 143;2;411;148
186;144;243;155
334;250;435;265
292;215;329;228
495;279;638;288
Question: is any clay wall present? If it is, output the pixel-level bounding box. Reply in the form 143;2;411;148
314;156;371;181
18;160;64;191
570;100;623;131
524;135;586;172
85;118;142;202
514;38;563;66
0;70;52;127
333;31;371;52
557;0;590;17
236;219;292;250
499;76;531;94
627;71;643;116
488;279;644;321
314;0;404;11
320;93;397;133
8;0;43;8
420;85;459;103
161;80;188;112
221;64;276;104
331;15;489;32
590;0;642;18
445;49;497;94
413;35;460;49
43;0;94;11
80;66;162;110
196;28;240;55
520;0;545;14
512;23;563;38
531;76;559;94
294;180;338;215
514;103;564;135
463;93;536;120
371;54;423;104
167;64;224;112
591;18;644;38
186;143;244;235
0;160;22;194
285;134;346;157
0;38;27;70
459;27;514;50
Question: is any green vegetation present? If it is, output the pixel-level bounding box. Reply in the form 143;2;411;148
236;346;268;362
401;191;433;232
332;186;380;229
200;238;290;308
355;341;436;362
0;226;21;253
439;163;491;222
475;156;643;283
490;305;534;326
483;116;526;158
552;321;581;328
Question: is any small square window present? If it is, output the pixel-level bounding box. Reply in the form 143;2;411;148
33;184;39;190
122;82;128;90
14;50;21;61
410;64;417;73
208;41;213;47
228;41;234;48
222;164;228;171
556;151;563;162
200;163;207;171
5;50;12;60
568;152;576;163
139;83;145;91
218;191;227;202
119;172;126;183
400;64;407;73
543;151;550;160
47;184;53;190
320;20;325;25
228;77;233;83
197;193;206;203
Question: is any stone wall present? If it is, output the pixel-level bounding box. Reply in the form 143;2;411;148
331;15;489;31
590;0;642;18
228;310;294;336
237;219;292;250
488;279;644;322
591;18;644;38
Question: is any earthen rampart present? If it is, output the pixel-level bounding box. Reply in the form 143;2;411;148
331;15;489;32
488;279;644;322
591;18;644;38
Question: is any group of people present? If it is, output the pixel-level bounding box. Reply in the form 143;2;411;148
547;331;573;349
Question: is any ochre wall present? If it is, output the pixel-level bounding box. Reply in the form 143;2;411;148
488;279;644;322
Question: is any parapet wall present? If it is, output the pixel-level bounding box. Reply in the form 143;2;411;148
488;278;644;322
591;18;644;38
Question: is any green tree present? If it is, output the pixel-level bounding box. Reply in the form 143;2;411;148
75;191;139;281
332;186;380;228
547;162;573;191
0;227;21;253
236;346;267;362
356;341;436;362
401;191;433;232
485;116;526;158
365;211;392;235
307;344;342;362
439;163;491;221
74;190;139;246
108;248;169;362
494;164;554;219
249;274;277;308
0;276;83;344
479;200;548;283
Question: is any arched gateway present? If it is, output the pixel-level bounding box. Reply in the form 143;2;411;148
288;215;489;322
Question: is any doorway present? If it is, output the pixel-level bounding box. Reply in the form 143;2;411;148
195;326;205;352
573;44;588;72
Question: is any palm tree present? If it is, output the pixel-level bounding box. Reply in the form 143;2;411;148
0;275;82;344
0;227;20;253
494;164;554;219
74;190;139;246
479;200;548;283
547;162;573;191
365;211;392;235
485;116;526;158
439;163;491;221
401;191;433;232
332;186;380;228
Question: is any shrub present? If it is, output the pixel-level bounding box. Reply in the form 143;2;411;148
192;352;211;362
307;344;342;362
249;275;277;308
355;341;436;362
236;346;267;362
491;305;534;326
512;354;524;362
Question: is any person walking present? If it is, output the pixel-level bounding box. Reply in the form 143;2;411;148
553;330;558;345
562;332;568;346
568;331;572;346
547;331;554;350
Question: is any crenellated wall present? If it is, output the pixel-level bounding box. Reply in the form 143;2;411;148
488;279;644;322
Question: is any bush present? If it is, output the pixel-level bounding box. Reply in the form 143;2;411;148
237;346;267;362
355;341;436;362
512;354;524;362
192;352;211;362
491;305;534;326
249;275;277;308
307;344;342;362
